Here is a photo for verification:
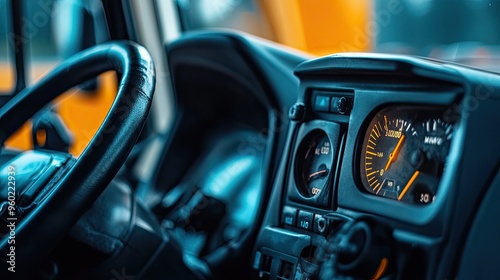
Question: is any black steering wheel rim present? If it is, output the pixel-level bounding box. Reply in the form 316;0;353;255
0;41;155;274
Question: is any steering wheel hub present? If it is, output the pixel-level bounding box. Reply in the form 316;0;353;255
0;151;70;224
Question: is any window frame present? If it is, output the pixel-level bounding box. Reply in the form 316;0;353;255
1;0;27;99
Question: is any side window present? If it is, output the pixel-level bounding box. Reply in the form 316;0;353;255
24;0;109;84
23;0;60;83
0;0;14;93
4;0;116;156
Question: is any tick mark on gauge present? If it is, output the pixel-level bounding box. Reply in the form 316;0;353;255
446;125;452;136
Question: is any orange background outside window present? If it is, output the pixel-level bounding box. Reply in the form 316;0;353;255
2;0;371;155
260;0;371;55
4;71;116;156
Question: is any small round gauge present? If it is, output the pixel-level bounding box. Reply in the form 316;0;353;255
295;131;334;198
359;107;454;204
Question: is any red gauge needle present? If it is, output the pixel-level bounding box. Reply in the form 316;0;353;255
398;170;420;201
308;169;329;181
384;134;405;171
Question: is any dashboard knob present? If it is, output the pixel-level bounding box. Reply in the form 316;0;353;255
289;103;306;122
317;220;394;279
336;96;350;114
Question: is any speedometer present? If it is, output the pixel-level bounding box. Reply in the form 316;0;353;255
359;106;454;204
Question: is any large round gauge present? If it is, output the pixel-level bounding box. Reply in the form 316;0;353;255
359;106;454;204
295;131;334;198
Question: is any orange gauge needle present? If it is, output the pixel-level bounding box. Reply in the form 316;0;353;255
398;171;420;201
384;134;405;171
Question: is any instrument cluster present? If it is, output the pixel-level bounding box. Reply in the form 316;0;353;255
290;104;456;208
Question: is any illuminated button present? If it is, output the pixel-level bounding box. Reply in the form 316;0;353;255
297;210;313;231
314;95;330;112
282;206;297;226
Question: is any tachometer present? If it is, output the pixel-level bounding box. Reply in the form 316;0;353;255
359;106;454;204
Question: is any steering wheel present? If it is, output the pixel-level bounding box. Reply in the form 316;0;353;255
0;41;155;276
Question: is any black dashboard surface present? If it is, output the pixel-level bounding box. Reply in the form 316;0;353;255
160;31;310;279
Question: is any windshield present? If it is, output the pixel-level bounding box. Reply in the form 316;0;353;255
176;0;500;72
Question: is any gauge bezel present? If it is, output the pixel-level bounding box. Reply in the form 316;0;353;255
287;120;342;208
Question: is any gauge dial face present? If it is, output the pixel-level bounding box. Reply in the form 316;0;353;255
295;131;334;198
359;107;454;204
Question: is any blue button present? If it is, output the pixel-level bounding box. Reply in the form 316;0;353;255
314;95;330;112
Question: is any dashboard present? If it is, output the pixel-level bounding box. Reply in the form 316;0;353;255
252;53;500;279
162;32;500;279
